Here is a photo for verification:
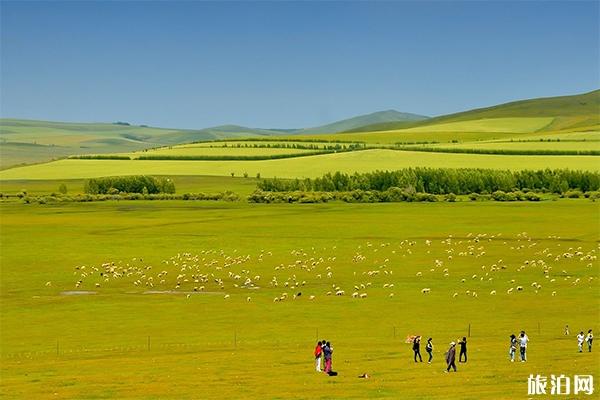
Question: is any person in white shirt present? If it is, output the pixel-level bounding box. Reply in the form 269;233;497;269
519;331;529;362
577;331;585;352
586;329;593;352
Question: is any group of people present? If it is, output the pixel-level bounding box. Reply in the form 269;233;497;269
576;329;593;353
313;327;594;376
508;331;529;362
411;335;467;372
314;340;336;375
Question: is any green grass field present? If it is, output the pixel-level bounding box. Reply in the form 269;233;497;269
432;141;600;152
1;200;598;399
0;176;260;196
1;149;598;181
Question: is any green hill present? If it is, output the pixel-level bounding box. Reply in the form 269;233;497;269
347;89;600;133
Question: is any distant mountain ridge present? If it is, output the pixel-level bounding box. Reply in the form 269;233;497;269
193;109;428;137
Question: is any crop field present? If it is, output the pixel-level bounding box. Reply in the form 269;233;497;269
432;140;600;152
1;149;598;182
0;200;598;399
124;146;314;158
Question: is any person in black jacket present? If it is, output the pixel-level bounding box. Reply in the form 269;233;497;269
413;336;423;362
458;337;467;362
426;337;434;363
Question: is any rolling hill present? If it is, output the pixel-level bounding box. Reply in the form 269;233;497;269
346;89;600;133
293;110;428;134
0;110;426;167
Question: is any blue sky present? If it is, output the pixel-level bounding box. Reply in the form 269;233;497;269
1;1;598;129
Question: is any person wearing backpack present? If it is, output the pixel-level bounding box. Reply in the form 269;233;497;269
323;341;333;374
425;338;434;363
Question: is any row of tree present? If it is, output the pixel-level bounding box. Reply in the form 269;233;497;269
257;168;600;194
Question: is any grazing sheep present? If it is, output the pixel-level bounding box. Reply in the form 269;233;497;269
309;295;315;300
490;290;496;295
453;292;458;298
517;286;523;291
421;288;431;294
224;294;230;299
352;292;359;298
359;293;367;299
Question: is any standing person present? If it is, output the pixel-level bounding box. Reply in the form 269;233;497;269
519;331;529;362
445;342;457;372
565;325;570;336
426;338;434;364
509;334;517;362
586;329;593;352
577;331;585;353
458;337;467;363
323;341;333;374
314;341;323;372
413;336;423;362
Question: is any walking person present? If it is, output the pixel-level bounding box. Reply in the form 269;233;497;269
577;331;585;353
413;336;423;362
314;341;323;372
323;341;333;374
458;337;467;363
509;334;517;362
586;329;593;352
565;324;570;336
519;331;529;362
426;338;434;364
445;342;457;372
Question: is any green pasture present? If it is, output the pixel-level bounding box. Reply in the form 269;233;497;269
432;140;600;152
290;130;526;144
1;150;598;181
0;176;259;196
393;117;554;134
125;146;312;158
0;200;598;399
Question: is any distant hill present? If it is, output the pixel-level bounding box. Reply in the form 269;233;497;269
295;110;428;135
347;90;600;133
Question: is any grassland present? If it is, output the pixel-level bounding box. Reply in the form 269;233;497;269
432;141;600;152
0;150;597;181
0;176;260;197
1;200;598;399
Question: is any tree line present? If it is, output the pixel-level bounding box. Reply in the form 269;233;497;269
257;168;600;194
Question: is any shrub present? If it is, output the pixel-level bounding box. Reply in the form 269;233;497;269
445;193;457;202
58;183;68;194
563;190;583;198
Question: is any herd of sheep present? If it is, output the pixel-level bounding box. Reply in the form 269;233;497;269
54;232;597;302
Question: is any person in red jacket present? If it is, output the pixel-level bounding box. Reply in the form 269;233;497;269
314;341;323;372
